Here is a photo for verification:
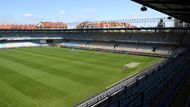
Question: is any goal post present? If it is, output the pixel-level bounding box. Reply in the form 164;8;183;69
123;62;140;72
123;64;128;71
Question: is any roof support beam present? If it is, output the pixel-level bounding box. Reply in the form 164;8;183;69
133;1;189;5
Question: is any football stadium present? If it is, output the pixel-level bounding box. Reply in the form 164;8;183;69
0;0;190;107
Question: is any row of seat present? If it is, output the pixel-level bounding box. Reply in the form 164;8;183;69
59;41;174;55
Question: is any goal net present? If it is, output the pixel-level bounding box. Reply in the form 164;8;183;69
123;62;140;71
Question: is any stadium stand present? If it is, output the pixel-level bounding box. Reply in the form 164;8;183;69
57;40;176;56
0;28;188;57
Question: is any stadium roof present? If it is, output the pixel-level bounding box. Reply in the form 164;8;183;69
132;0;190;23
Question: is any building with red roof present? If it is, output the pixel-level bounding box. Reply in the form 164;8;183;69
76;21;136;29
0;24;36;29
36;22;68;29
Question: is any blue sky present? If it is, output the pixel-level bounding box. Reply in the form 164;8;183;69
0;0;167;24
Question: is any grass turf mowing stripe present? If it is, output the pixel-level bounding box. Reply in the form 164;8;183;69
0;55;94;106
0;65;66;107
16;47;128;67
11;47;157;73
0;47;163;107
0;54;91;92
0;50;107;86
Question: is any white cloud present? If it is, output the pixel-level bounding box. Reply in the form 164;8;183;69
81;8;96;13
24;13;33;17
59;10;65;14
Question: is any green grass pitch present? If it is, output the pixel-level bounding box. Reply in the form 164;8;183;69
0;47;163;107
